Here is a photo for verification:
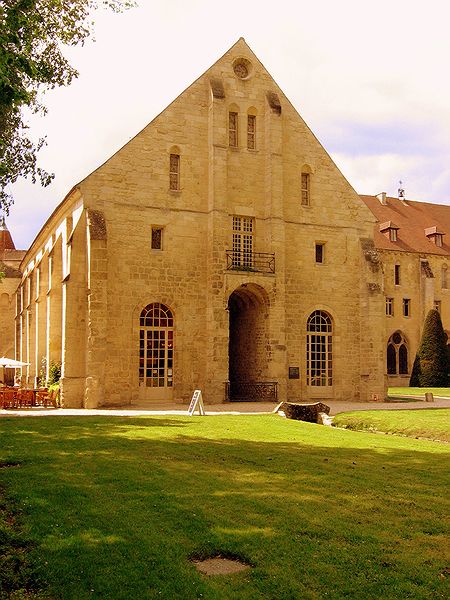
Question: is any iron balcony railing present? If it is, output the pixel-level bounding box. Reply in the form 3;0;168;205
225;381;278;402
226;250;275;274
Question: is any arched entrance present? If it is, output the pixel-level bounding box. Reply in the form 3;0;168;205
227;284;276;402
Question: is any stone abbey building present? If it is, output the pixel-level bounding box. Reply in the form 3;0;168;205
1;39;449;407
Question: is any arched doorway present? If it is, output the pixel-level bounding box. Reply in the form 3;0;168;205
139;303;174;401
228;284;276;401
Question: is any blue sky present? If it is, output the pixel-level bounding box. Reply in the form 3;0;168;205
5;0;450;248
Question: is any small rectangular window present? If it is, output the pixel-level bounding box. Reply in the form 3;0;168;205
403;298;410;317
301;173;310;206
315;243;324;264
394;264;400;285
389;228;397;242
247;115;256;149
386;297;394;316
434;300;441;313
229;112;238;147
151;227;163;250
169;154;180;191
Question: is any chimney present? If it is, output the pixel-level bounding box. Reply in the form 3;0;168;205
376;192;387;205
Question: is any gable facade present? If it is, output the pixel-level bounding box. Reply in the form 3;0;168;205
5;39;448;407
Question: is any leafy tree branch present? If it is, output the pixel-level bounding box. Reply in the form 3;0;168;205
0;0;135;213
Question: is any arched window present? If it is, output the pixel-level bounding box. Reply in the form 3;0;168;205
386;331;409;375
442;264;448;289
306;311;332;386
169;151;180;191
139;303;174;390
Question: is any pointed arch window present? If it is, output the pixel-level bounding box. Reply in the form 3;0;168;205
387;331;408;375
306;311;333;386
139;303;174;389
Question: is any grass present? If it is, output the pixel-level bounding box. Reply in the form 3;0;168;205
333;408;450;442
0;414;449;599
388;387;450;398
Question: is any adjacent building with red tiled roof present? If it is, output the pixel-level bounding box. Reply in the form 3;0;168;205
360;194;449;385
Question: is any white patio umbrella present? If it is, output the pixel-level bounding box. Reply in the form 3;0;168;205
0;357;29;385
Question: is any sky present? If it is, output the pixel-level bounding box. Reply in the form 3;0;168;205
5;0;450;249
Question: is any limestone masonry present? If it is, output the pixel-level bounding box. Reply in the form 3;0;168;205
1;39;448;406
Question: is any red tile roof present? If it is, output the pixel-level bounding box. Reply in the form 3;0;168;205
360;195;450;256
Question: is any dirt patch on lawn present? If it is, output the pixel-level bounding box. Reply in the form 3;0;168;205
192;555;252;575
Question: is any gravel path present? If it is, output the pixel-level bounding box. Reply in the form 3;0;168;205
1;397;449;417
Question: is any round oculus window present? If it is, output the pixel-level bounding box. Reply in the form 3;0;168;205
233;58;252;80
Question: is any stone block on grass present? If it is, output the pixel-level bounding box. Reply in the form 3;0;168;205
278;402;330;423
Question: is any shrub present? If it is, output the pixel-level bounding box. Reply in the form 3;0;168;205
410;309;448;387
47;361;61;387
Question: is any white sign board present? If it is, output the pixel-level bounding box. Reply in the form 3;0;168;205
188;389;205;416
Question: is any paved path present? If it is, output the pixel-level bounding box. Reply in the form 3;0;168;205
1;397;449;418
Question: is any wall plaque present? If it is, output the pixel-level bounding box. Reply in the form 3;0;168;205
289;367;300;379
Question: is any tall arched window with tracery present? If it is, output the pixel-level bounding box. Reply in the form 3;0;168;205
387;331;408;375
139;303;174;398
307;311;333;386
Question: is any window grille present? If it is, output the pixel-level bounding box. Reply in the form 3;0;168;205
301;173;310;206
247;115;256;149
229;112;238;147
387;331;408;375
139;303;174;389
169;154;180;191
232;216;254;268
386;298;394;316
151;228;162;250
306;311;332;386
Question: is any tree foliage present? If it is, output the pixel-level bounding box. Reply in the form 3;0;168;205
0;0;135;213
409;309;449;387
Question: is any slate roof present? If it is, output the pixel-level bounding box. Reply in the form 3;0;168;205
360;195;450;256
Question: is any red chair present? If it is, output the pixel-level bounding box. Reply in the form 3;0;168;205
18;389;34;408
2;388;17;409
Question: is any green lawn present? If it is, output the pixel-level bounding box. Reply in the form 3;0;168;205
333;408;450;442
388;387;450;398
0;414;449;599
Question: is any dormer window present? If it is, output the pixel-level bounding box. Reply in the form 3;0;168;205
379;221;399;242
425;226;445;247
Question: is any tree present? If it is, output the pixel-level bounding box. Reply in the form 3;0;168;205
0;0;135;213
409;309;449;387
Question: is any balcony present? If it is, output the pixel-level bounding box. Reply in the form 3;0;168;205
226;250;275;274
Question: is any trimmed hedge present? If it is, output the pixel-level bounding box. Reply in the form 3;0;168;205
410;309;448;387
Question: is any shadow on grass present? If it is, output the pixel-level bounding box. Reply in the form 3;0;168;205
0;416;448;600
